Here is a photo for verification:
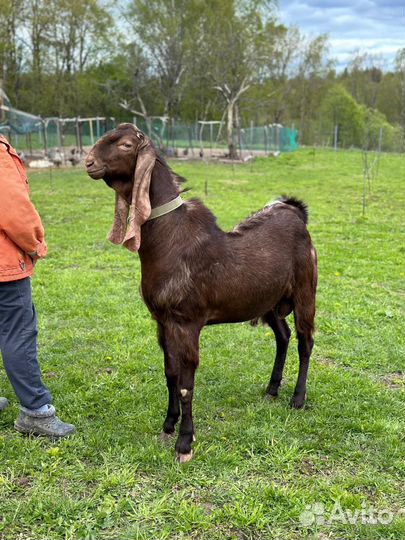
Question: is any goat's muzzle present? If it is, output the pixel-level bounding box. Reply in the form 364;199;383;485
85;153;105;179
86;166;105;180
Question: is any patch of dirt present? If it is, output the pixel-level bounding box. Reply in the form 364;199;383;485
14;476;32;489
380;371;404;390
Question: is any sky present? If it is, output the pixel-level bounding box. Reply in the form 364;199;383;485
277;0;405;70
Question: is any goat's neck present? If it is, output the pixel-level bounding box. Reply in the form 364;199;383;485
149;159;179;209
139;160;182;264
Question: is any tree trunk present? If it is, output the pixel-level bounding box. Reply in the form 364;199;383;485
226;102;238;159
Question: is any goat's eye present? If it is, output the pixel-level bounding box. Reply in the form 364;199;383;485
123;142;132;148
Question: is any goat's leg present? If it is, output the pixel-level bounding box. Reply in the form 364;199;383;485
163;322;200;463
158;323;180;438
291;302;315;409
264;310;291;398
290;331;314;408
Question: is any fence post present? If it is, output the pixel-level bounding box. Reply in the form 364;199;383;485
334;124;339;151
378;127;383;153
89;119;94;145
42;119;48;156
75;117;80;150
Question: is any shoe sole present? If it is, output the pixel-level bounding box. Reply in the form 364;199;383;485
14;423;75;439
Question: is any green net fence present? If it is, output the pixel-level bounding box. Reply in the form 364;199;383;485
1;90;298;156
0;89;41;136
1;90;116;153
133;117;299;154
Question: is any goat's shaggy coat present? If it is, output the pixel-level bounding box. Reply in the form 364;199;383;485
85;124;318;462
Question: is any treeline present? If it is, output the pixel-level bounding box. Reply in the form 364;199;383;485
1;0;404;153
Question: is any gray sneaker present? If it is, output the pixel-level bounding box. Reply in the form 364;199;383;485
0;397;9;411
14;405;76;438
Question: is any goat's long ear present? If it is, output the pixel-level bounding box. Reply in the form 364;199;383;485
122;137;156;252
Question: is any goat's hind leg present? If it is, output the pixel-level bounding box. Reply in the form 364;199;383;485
264;309;291;399
290;301;315;409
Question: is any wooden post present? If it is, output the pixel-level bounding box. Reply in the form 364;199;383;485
60;121;65;163
78;119;83;153
188;126;194;157
89;119;94;145
75;117;80;150
42;119;48;156
378;127;383;153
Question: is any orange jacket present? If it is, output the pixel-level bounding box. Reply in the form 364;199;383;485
0;135;48;282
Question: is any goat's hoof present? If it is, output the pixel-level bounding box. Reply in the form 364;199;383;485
264;392;278;401
159;431;175;442
290;395;306;409
176;450;193;463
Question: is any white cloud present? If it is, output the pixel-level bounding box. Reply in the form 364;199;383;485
277;0;405;69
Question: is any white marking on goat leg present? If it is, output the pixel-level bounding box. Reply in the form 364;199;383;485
159;431;175;442
180;388;188;397
176;450;193;463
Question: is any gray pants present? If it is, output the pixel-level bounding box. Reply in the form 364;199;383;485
0;277;51;409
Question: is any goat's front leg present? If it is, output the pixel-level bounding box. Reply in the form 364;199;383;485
161;322;200;463
158;323;180;438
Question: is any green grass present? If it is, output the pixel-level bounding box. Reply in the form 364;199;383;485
0;149;404;540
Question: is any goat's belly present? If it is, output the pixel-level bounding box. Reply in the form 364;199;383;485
206;314;254;325
206;298;279;325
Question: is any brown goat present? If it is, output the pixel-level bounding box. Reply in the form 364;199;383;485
85;124;317;463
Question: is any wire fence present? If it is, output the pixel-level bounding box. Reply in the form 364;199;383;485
131;118;299;156
0;116;116;155
1;106;403;159
0;114;299;160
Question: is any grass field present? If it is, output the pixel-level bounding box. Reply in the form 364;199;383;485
0;149;404;540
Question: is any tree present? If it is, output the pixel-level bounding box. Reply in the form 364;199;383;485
260;24;301;124
126;0;202;119
0;0;25;102
320;85;364;147
199;0;274;158
395;48;405;140
295;34;331;143
344;52;385;110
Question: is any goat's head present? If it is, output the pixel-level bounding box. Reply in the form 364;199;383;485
85;123;157;252
85;123;148;184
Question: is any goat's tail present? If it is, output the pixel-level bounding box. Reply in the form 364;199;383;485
278;196;309;224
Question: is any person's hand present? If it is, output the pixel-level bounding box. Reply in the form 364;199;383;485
28;252;39;266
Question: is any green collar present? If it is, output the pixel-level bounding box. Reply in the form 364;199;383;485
147;195;184;221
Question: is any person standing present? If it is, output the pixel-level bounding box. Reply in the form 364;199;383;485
0;134;75;437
